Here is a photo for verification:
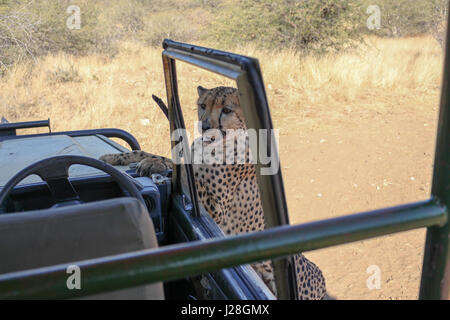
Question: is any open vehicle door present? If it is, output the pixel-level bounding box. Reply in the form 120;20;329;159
161;39;298;299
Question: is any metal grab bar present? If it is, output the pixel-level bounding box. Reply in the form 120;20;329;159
0;199;445;299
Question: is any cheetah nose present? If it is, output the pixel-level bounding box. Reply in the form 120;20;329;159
201;120;211;131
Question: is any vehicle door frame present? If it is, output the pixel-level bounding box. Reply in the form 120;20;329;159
161;39;298;300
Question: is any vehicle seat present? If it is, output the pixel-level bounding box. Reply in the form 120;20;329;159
0;197;164;299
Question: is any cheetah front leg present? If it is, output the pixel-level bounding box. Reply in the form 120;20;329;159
99;150;172;176
135;156;172;176
293;253;327;300
252;254;327;300
99;150;151;165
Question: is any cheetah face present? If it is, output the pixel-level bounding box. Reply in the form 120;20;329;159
197;86;247;139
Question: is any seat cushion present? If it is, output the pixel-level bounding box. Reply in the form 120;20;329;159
0;197;164;299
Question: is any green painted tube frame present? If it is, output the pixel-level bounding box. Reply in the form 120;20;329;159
0;199;446;299
418;3;450;299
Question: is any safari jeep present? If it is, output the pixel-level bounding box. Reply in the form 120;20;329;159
0;35;448;300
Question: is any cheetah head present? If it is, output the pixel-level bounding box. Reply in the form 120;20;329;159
197;86;247;139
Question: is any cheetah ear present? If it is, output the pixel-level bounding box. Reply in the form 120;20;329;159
197;86;208;97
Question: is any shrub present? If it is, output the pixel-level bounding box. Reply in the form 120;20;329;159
360;0;448;44
46;64;82;85
207;0;365;53
0;0;109;71
0;0;212;72
138;12;205;46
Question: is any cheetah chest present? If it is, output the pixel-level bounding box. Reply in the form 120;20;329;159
195;163;265;236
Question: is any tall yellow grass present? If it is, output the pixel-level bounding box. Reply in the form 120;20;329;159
0;36;443;156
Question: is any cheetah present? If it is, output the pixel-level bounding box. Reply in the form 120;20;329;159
100;86;327;300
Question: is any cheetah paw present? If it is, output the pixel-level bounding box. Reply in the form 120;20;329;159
99;154;122;165
136;157;170;176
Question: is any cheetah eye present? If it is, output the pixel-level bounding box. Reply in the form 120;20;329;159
199;103;206;110
222;107;232;114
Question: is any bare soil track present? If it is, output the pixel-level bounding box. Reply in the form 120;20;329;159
279;93;439;300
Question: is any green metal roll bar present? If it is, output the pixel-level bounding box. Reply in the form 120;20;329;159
0;199;446;299
0;11;449;299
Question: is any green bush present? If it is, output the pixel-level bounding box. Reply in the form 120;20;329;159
208;0;364;53
360;0;448;44
0;0;212;71
138;12;205;46
0;0;110;70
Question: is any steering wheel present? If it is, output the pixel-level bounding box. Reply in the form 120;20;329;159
0;155;145;211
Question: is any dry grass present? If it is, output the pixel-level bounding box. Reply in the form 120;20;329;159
0;36;443;154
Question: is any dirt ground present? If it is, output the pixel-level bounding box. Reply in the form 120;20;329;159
277;92;440;300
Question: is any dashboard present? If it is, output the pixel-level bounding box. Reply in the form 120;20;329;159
0;133;172;245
